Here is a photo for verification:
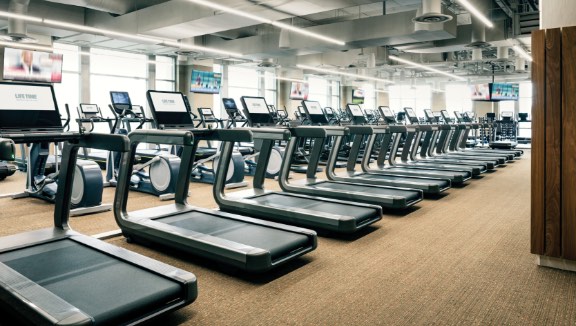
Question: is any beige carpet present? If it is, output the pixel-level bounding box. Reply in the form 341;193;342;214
2;151;576;325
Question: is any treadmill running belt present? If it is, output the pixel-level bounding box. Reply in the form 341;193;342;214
158;212;309;260
249;193;377;222
0;239;181;325
313;181;422;202
360;174;450;188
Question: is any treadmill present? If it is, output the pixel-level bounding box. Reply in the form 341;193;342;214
393;107;487;175
214;95;382;233
0;82;196;325
76;103;115;167
362;106;473;184
301;101;450;195
409;109;503;169
111;90;317;273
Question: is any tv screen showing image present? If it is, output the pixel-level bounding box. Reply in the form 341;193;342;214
352;88;365;104
190;70;222;94
290;82;309;100
3;48;63;83
491;83;519;101
470;84;490;100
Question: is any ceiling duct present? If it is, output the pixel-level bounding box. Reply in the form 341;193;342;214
497;46;509;60
258;58;279;68
42;0;145;15
471;48;483;61
515;57;526;73
466;13;491;48
413;0;453;24
0;0;36;43
175;37;201;57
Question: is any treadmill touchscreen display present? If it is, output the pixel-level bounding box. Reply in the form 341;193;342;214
379;106;394;118
0;82;62;130
80;104;99;114
347;104;364;117
111;91;131;106
404;108;417;118
147;90;193;126
222;98;238;110
243;97;269;114
303;101;323;115
149;91;187;112
200;108;213;115
441;110;451;121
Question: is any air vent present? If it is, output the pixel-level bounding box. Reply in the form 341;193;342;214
0;33;37;43
413;0;453;24
174;50;200;56
257;58;279;68
466;41;491;49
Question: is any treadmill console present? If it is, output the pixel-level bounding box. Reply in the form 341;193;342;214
378;106;396;124
146;90;194;128
302;100;329;125
424;109;437;124
346;103;367;125
240;96;275;127
440;110;453;124
501;111;514;121
453;111;465;123
403;107;420;124
110;91;132;116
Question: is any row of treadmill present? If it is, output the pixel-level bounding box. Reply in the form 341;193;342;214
0;81;522;325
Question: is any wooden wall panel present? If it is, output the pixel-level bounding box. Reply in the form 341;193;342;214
544;28;562;257
531;30;546;255
562;27;576;260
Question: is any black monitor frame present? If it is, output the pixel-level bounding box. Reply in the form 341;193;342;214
79;103;102;118
403;107;420;124
424;109;437;123
377;106;396;124
453;111;464;123
240;96;275;127
346;103;367;125
518;112;529;121
440;110;453;124
301;100;329;125
0;82;63;131
110;91;132;115
146;90;194;128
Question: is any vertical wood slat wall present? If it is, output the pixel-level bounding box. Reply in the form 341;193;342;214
532;26;576;260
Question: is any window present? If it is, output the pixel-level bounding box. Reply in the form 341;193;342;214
90;48;148;132
212;64;223;117
308;77;329;106
389;85;432;117
155;56;175;91
445;84;472;113
53;43;81;131
227;66;260;106
518;82;532;118
330;81;340;110
360;84;376;110
264;71;277;109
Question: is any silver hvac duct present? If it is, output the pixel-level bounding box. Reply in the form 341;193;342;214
472;48;483;61
515;57;526;72
2;0;36;43
467;15;491;48
413;0;453;24
43;0;172;15
497;46;509;60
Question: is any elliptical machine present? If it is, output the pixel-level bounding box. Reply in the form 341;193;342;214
4;91;110;216
106;91;180;200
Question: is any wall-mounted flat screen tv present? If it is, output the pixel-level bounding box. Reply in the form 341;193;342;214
470;83;490;101
290;81;309;100
491;82;519;101
3;48;63;83
190;70;221;94
352;88;364;104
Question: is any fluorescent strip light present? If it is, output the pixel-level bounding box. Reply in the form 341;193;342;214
297;64;394;84
186;0;345;46
0;11;42;23
389;56;467;81
375;89;389;93
512;45;533;62
0;41;52;51
271;21;345;46
456;0;494;28
0;10;243;58
432;88;445;93
258;75;308;83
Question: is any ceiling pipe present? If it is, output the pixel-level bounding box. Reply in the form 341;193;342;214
2;0;36;42
467;15;491;48
497;46;509;60
41;0;172;15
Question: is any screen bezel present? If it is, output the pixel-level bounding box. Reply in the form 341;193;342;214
346;103;367;125
146;90;194;127
190;70;222;94
79;103;100;114
240;96;275;126
301;100;328;125
0;81;62;131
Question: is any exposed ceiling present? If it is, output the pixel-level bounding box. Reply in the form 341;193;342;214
0;0;539;85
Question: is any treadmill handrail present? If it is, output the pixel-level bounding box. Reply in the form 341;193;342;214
289;126;349;138
54;133;130;229
128;129;194;146
249;128;291;141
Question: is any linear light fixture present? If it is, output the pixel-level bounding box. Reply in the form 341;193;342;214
0;41;52;51
456;0;494;28
374;89;389;93
0;10;243;58
256;74;307;83
388;56;467;81
297;64;394;84
512;45;533;62
186;0;346;46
